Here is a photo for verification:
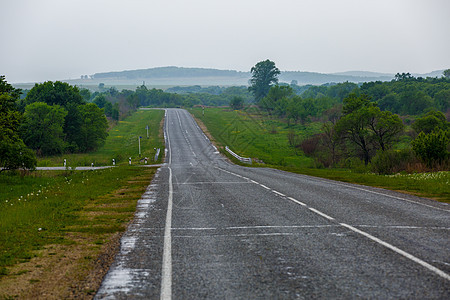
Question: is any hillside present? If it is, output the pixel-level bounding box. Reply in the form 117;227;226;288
89;66;395;85
15;67;442;91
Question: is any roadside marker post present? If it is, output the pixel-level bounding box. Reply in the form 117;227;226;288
146;125;149;139
112;159;115;166
139;136;142;156
129;157;131;165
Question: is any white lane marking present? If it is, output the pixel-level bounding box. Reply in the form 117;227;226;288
308;207;335;221
161;166;173;300
288;196;307;206
259;184;270;190
161;110;173;300
216;166;450;280
173;233;306;238
306;175;450;213
175;181;252;185
273;190;285;197
165;109;172;165
340;223;450;281
172;225;336;231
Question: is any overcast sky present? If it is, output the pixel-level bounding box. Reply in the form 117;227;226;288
1;0;449;83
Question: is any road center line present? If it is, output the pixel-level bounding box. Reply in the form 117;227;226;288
216;166;450;281
340;223;450;281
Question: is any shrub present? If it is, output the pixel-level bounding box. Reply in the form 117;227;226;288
371;149;416;174
299;134;321;156
411;129;449;168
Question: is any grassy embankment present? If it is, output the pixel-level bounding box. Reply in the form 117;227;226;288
191;107;449;202
0;109;165;299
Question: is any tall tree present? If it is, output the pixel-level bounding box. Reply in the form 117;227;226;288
367;107;404;151
24;81;85;108
443;69;450;79
249;59;280;103
412;110;448;134
78;103;108;152
0;76;36;170
21;102;68;156
335;95;404;164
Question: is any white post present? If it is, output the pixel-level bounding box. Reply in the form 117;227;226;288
146;125;149;139
129;157;131;165
63;159;66;167
138;136;141;156
112;159;115;166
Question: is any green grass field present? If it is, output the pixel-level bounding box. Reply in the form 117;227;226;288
38;109;165;167
190;107;320;167
0;109;165;297
190;107;449;202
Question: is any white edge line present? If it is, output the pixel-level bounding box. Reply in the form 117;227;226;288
161;111;172;300
310;175;449;212
340;223;450;281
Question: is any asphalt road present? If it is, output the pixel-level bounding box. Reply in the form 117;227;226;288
96;108;449;299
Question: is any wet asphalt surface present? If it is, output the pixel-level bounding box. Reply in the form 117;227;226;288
96;108;449;299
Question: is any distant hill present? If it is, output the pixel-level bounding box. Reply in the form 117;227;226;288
92;66;249;79
67;66;445;87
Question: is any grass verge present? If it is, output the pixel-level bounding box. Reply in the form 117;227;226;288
0;166;157;299
0;109;166;298
190;107;449;202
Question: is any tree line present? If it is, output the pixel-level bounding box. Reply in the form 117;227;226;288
247;60;450;173
1;76;111;170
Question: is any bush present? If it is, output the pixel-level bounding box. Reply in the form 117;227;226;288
371;149;416;174
299;134;321;155
411;129;449;168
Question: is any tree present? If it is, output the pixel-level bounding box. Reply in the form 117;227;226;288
24;81;85;108
320;122;341;166
229;96;244;110
412;110;448;134
79;88;91;102
443;69;450;79
260;85;293;114
249;59;280;103
0;76;36;170
412;129;449;167
78;103;108;152
335;94;405;165
21;102;68;156
367;107;404;151
335;103;374;165
112;103;120;121
434;89;450;112
93;94;107;108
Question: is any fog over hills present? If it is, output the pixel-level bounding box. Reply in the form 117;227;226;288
12;67;435;91
80;66;445;86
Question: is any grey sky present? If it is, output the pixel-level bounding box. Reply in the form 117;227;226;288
1;0;449;83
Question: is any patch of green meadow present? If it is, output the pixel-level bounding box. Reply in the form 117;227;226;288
0;109;165;281
190;107;319;167
191;107;449;202
0;167;155;273
38;109;165;167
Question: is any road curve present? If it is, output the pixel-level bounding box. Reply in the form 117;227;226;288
96;108;449;299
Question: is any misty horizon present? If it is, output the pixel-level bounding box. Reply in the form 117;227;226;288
1;0;449;83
